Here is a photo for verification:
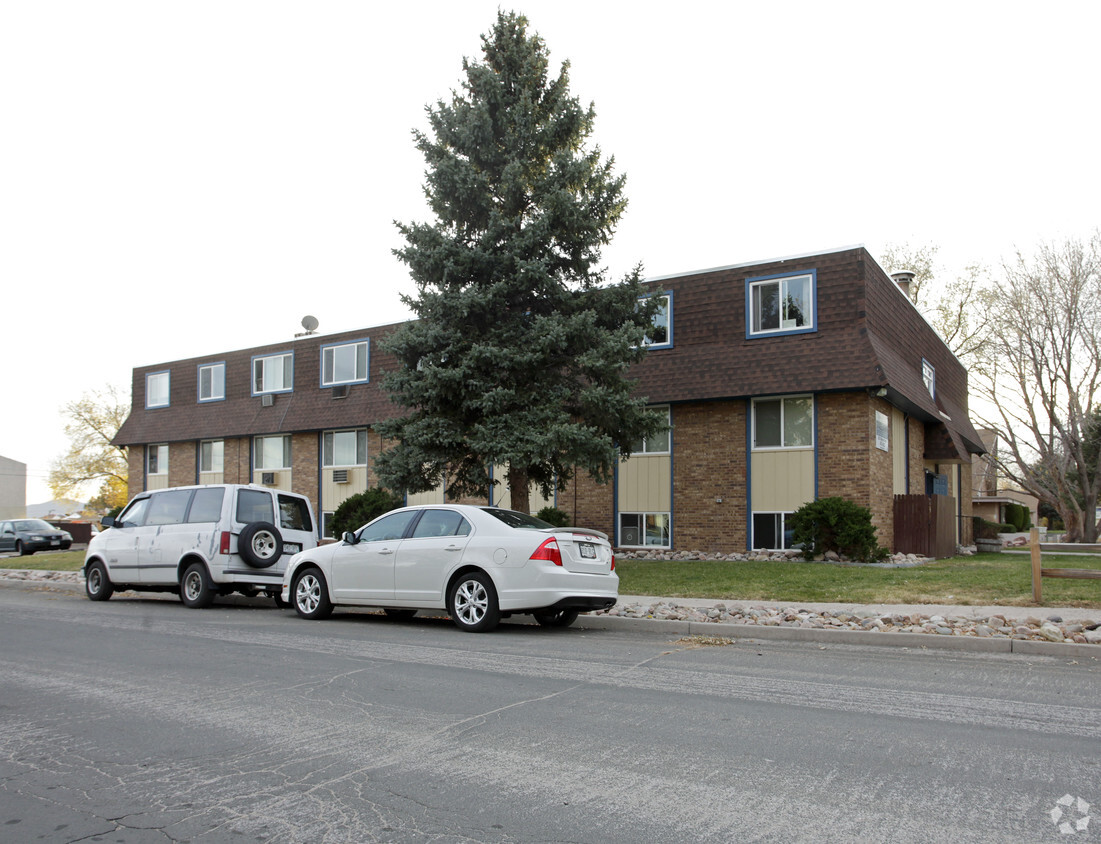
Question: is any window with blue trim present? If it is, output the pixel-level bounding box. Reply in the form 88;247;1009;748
641;293;672;349
747;271;816;337
146;371;170;408
321;340;369;386
253;352;293;394
198;363;225;402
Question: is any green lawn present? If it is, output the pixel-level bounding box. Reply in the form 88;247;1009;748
4;550;1100;609
616;553;1101;608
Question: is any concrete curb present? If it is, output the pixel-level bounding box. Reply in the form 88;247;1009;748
3;575;1099;658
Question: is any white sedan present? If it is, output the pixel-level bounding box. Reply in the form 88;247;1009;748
281;505;618;632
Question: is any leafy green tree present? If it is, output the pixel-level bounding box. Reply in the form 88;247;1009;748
48;385;129;510
376;11;665;514
329;488;405;538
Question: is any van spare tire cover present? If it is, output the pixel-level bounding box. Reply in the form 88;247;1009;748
238;522;283;568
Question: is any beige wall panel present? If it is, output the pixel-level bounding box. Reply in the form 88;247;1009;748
198;472;223;486
406;485;446;507
321;466;368;511
147;475;169;491
892;410;907;495
617;454;671;512
751;450;814;512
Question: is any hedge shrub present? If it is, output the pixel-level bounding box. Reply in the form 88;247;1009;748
535;506;570;527
789;497;889;563
329;487;405;538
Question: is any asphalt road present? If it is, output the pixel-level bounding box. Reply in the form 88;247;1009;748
1;586;1100;843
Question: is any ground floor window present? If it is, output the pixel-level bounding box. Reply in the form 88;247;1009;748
200;439;224;473
254;435;291;470
321;511;335;539
752;512;795;550
147;444;168;476
619;512;671;548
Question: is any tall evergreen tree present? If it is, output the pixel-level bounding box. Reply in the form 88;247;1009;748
376;11;665;514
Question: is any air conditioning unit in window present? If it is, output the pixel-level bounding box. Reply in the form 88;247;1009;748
332;469;349;484
331;384;349;399
261;394;274;407
261;472;276;485
621;526;640;546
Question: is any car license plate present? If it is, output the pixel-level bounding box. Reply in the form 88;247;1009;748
284;543;301;554
579;542;597;559
51;540;59;546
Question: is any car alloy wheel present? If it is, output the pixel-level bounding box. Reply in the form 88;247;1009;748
293;569;332;620
449;572;500;633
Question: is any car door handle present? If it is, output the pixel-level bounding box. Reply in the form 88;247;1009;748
446;545;462;552
378;548;394;555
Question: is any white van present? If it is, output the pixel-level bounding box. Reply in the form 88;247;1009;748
83;484;318;608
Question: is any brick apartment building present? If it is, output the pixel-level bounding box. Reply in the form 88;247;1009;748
112;246;984;553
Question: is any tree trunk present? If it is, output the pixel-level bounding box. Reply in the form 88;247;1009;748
508;465;530;515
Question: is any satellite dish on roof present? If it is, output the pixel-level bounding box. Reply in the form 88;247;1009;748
295;315;319;338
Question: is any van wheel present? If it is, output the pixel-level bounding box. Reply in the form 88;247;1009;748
85;561;114;601
180;562;215;608
238;522;283;568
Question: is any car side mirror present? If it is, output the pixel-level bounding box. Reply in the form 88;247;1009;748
101;516;117;528
342;531;358;545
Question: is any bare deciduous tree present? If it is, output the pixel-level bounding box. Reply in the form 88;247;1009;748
972;233;1101;542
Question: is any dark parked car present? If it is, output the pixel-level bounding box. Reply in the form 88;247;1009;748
0;519;73;555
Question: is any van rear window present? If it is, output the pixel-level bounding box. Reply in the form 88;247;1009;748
187;488;224;523
278;495;313;532
236;489;275;525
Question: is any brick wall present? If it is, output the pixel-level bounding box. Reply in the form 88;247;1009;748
127;449;144;497
223;438;249;485
908;417;925;495
562;470;614;539
673;401;748;552
869;397;895;548
169;442;196;488
291;432;318;501
816;393;871;505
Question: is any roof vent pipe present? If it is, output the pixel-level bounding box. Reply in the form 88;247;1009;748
890;270;917;301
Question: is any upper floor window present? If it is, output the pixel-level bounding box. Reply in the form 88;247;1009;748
146;371;170;408
322;339;369;386
640;293;672;349
922;358;936;398
752;396;813;449
323;429;367;467
253;352;293;395
746;271;816;337
198;363;225;402
628;405;671;455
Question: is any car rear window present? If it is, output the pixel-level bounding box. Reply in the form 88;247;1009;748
278;494;313;532
482;508;554;530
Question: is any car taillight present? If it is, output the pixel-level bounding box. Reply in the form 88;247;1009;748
611;553;616;572
530;538;563;566
219;531;231;555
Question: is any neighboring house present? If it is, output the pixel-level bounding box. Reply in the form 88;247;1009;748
971;429;1040;528
112;246;985;552
0;455;27;519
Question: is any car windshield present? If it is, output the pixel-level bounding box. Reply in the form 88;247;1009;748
482;508;555;531
15;520;54;531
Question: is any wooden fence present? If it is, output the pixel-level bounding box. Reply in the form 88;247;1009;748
1029;527;1101;602
893;494;956;559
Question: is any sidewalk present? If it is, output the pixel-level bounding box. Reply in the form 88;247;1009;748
2;570;1099;657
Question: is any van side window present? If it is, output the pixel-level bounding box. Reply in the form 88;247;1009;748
236;489;275;525
187;488;225;523
145;490;194;526
117;497;150;528
278;494;314;532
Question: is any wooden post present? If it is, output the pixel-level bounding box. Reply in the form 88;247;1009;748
1030;527;1042;603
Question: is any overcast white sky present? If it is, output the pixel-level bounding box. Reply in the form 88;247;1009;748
2;1;1099;505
